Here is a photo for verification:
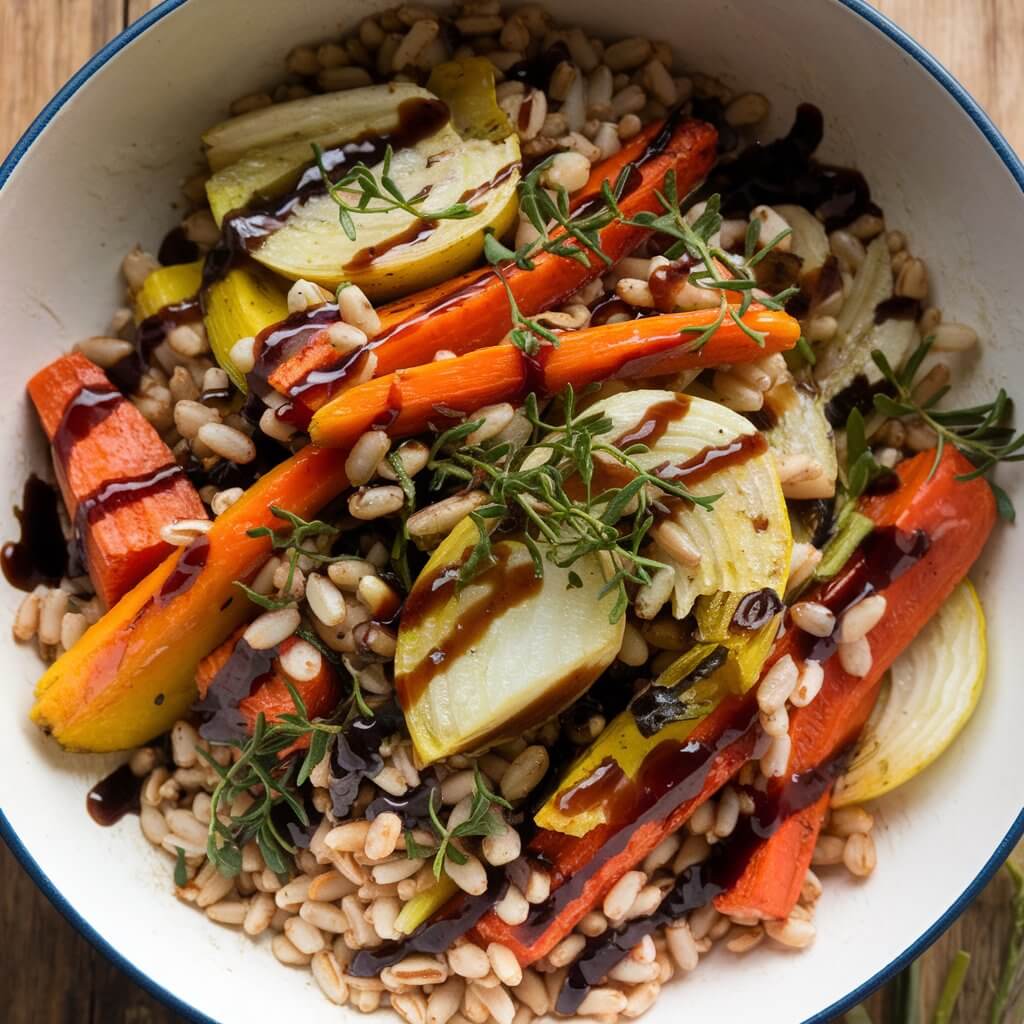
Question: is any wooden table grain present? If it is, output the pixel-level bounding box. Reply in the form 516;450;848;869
0;1;1021;1022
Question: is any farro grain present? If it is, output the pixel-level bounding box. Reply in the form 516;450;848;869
756;654;799;713
482;825;521;866
790;659;825;707
843;832;877;877
760;733;792;778
765;916;816;949
349;484;408;520
59;611;87;651
122;247;159;292
895;256;929;299
38;588;69;646
272;932;312;966
724;91;770;126
446;851;488;895
610;957;660;984
301;899;349;934
932;321;978;351
347;430;393;486
790;601;836;638
338;284;382;338
812;834;846;866
244;607;300;650
829;806;874;837
449;941;491;979
472;982;515;1024
364;812;402;860
377;439;430;480
512;970;549;1016
164;808;207;847
276;876;313;909
524;867;551;904
713;788;741;838
243;891;276;935
196;870;235;908
603;870;645;922
838;636;873;677
548;932;587;968
837;594;887;644
500;746;550;801
372;857;424;884
495;884;529;925
427;977;466;1024
306;572;348;627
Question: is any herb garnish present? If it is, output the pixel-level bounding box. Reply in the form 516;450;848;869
173;846;188;887
235;505;346;611
429;385;719;623
991;861;1024;1024
420;764;511;879
198;681;360;877
872;339;1023;520
313;143;477;241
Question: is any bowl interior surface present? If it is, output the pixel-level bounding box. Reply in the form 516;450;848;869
1;1;1021;1022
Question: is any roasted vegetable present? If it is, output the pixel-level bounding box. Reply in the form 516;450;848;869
309;308;801;448
583;390;791;623
133;261;202;321
763;378;838;499
832;579;986;807
470;447;995;958
262;116;720;417
717;447;997;921
205;83;520;297
30;444;349;751
26;354;207;609
426;58;512;141
814;236;917;404
397;517;623;764
204;266;289;390
196;625;340;740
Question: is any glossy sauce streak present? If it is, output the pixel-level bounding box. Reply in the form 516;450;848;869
731;587;783;631
647;256;694;313
345;218;439;271
519;700;760;942
588;296;655;327
555;748;851;1013
76;463;184;528
613;397;691;450
52;386;123;468
204;98;450;286
156;534;211;606
1;475;68;590
249;303;340;397
656;431;768;488
396;543;542;709
797;525;930;662
86;764;141;826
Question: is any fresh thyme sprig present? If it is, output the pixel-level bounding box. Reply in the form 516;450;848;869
198;680;359;878
236;505;346;611
871;339;1024;519
429;385;719;623
420;764;511;879
313;142;477;241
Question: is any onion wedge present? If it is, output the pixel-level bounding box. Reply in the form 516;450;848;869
832;579;986;807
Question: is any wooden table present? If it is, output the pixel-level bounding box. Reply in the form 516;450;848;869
1;2;1021;1021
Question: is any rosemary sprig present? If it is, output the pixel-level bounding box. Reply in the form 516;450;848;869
236;505;346;611
199;681;358;878
872;339;1023;519
429;385;718;623
313;143;477;241
990;861;1024;1024
421;764;511;879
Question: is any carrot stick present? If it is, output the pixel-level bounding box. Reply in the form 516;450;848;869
308;307;800;449
26;353;207;608
471;446;996;962
266;116;719;416
714;446;997;921
30;443;349;751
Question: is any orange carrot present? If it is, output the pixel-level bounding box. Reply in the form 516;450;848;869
471;446;996;962
31;443;349;751
713;446;996;921
266;116;719;416
197;627;340;743
309;307;800;449
26;353;207;608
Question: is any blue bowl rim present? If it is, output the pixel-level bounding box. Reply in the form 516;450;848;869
1;0;1022;1021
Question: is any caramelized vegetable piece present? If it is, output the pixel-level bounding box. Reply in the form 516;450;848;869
204;267;289;391
197;627;340;739
470;447;995;961
309;308;801;448
30;444;349;751
133;261;202;321
26;354;207;608
264;116;719;417
426;58;513;141
715;447;996;921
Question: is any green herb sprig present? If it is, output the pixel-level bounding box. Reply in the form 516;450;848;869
872;339;1023;519
198;681;361;878
419;765;511;879
990;861;1024;1024
429;385;718;623
235;505;346;612
313;143;476;241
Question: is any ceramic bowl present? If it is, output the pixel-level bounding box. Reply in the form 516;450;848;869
1;1;1022;1021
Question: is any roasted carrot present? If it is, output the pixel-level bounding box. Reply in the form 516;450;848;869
30;443;349;751
197;627;340;742
265;116;719;416
309;307;800;449
471;447;995;962
26;353;207;608
714;446;996;921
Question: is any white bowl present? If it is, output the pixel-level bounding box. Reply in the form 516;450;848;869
1;1;1022;1021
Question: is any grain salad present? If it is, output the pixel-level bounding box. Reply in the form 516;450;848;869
6;2;1021;1022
